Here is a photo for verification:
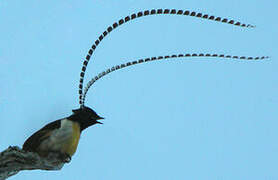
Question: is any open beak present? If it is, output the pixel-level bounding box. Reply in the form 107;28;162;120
96;117;104;124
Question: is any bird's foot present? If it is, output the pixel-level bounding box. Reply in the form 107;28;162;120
47;151;71;163
58;153;71;163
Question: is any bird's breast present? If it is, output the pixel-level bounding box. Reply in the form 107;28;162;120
62;120;81;156
39;119;81;156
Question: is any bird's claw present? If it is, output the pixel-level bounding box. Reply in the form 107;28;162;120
59;153;71;163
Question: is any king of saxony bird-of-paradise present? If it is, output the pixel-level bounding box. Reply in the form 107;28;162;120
22;8;269;162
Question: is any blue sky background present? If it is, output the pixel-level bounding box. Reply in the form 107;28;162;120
0;0;277;179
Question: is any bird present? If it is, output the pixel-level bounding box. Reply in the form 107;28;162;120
22;8;268;163
22;106;103;161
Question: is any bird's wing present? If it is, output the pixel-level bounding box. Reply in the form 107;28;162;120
22;119;62;152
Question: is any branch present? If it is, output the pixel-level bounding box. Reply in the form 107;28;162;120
0;146;68;180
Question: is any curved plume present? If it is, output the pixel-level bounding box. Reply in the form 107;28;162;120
81;53;268;106
78;8;256;105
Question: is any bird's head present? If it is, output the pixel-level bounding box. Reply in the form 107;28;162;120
69;106;104;131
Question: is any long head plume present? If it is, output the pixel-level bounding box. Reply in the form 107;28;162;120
80;53;269;106
78;8;257;106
